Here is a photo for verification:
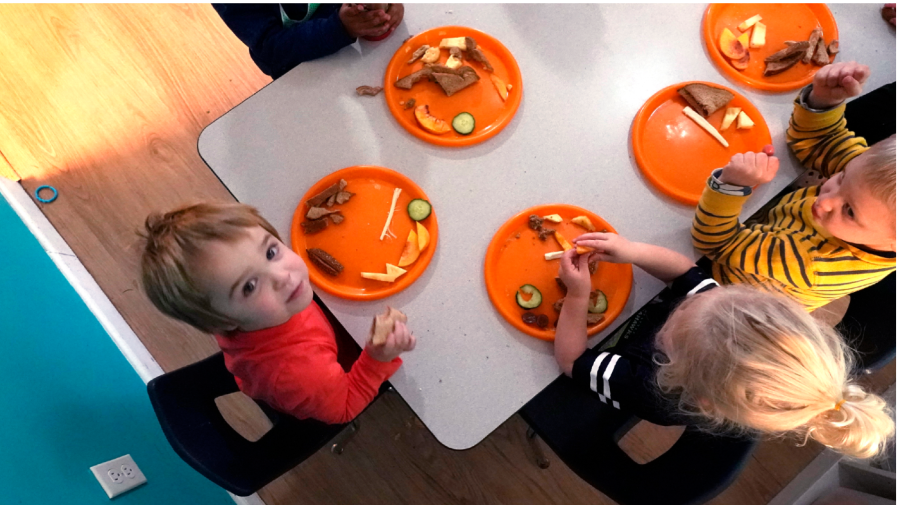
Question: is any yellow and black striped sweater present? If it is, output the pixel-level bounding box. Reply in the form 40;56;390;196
692;89;895;311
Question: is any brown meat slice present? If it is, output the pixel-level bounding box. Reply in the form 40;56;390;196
588;259;598;276
464;36;477;52
325;194;337;207
449;46;463;60
394;67;435;89
553;298;565;313
335;191;354;205
356;85;383;96
407;44;430;64
433;66;480;96
764;52;803;76
555;277;567;296
306;248;343;276
468;48;494;72
765;41;809;63
402;98;416;110
812;38;830;66
587;313;606;326
803;27;823;64
329;213;344;225
827;40;839;56
307;179;348;208
306;207;339;220
301;219;328;235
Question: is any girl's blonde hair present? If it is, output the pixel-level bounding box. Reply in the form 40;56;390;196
139;202;282;333
655;285;894;459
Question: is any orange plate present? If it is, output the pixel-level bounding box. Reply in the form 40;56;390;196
632;81;772;206
703;4;838;93
484;205;633;342
291;166;438;301
383;26;523;147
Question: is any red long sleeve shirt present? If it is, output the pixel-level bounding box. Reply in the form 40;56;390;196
215;302;401;424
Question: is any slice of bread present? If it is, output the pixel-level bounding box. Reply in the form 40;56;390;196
370;306;408;346
677;83;734;117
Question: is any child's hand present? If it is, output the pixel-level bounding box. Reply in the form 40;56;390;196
883;4;896;26
717;148;779;187
339;4;394;39
573;232;637;264
808;61;870;109
366;321;416;362
558;249;594;299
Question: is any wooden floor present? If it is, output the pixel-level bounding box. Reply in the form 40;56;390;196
0;5;892;505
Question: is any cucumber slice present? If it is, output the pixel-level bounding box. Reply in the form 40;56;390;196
452;112;475;135
516;284;542;309
588;290;607;314
407;199;432;221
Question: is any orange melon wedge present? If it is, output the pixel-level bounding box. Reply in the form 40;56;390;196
416;222;430;252
398;229;421;267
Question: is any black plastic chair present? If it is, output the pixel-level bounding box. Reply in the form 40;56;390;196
147;351;356;496
838;272;896;373
520;374;758;505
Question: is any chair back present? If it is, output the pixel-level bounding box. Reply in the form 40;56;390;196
147;352;347;496
521;374;757;505
838;272;896;373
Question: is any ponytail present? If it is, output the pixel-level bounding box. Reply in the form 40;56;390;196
656;285;895;459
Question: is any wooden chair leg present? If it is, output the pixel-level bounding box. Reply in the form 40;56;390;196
526;427;551;469
331;420;360;455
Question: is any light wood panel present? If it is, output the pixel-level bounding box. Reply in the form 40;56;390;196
0;5;891;505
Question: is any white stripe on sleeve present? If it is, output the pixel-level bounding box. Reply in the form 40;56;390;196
687;278;718;296
589;352;609;393
602;354;621;401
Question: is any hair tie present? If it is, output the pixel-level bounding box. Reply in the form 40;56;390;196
834;399;846;411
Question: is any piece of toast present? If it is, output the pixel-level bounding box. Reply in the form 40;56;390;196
677;83;734;118
370;306;408;346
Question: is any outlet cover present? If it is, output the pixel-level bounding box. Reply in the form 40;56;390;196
90;455;147;499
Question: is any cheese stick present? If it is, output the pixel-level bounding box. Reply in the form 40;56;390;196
683;106;729;148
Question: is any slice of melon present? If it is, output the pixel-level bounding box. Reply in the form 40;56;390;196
414;105;452;135
490;74;509;101
571;216;596;232
398;229;421;267
416;222;430;252
553;231;573;251
719;27;746;60
730;51;750;71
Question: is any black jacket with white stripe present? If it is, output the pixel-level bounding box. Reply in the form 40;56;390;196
571;267;718;426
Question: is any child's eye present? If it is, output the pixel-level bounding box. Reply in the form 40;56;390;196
242;279;257;296
843;204;854;219
266;244;278;260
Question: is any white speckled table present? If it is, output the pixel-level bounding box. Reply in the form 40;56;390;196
198;4;896;449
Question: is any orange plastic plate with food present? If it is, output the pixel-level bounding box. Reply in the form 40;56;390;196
291;166;438;301
632;81;772;206
383;26;523;147
484;205;633;341
703;4;838;92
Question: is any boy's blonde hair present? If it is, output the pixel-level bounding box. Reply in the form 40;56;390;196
139;202;282;333
858;134;896;209
656;285;894;459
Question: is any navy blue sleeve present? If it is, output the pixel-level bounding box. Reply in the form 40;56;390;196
669;266;718;298
213;4;355;78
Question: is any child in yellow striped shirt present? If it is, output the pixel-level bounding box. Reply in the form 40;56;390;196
692;62;895;311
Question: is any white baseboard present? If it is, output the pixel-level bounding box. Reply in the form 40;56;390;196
228;492;266;505
0;178;163;383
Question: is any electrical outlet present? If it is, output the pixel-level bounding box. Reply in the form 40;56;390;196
90;455;147;499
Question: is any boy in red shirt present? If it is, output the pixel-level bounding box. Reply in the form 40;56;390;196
140;202;414;424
